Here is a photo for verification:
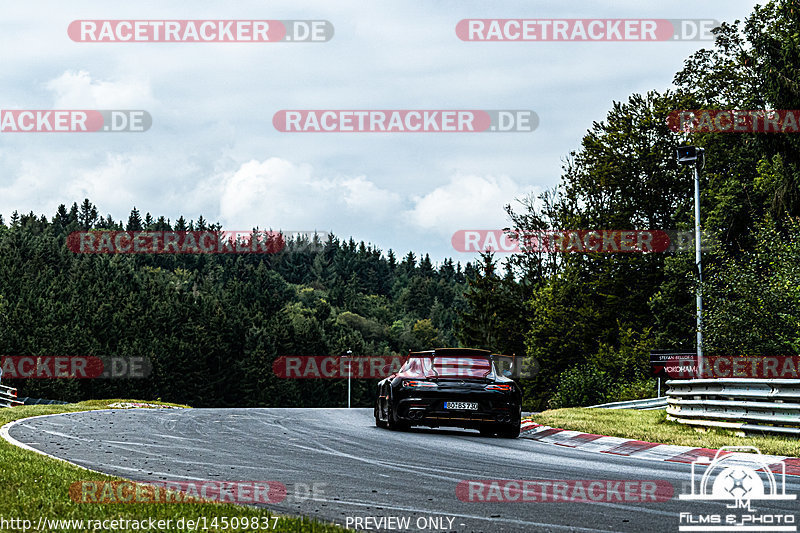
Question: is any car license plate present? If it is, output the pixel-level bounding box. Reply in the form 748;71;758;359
445;401;478;410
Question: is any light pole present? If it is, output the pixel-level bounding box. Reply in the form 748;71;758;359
346;349;352;408
677;146;705;378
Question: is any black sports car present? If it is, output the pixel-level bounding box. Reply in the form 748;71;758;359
374;348;522;438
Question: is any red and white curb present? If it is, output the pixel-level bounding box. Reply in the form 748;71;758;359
520;420;800;476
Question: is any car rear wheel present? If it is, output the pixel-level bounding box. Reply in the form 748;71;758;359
499;416;521;438
375;397;389;428
387;403;409;431
375;387;391;429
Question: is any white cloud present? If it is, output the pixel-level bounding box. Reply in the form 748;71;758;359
404;173;535;234
0;148;202;223
211;157;401;231
45;70;154;109
340;175;401;215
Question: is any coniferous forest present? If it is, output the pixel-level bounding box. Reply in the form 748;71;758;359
0;201;474;407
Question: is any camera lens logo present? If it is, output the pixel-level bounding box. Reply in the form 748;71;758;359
712;466;763;500
678;446;796;532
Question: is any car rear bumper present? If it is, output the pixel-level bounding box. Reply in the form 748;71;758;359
395;392;520;428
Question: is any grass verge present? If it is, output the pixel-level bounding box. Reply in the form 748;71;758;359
0;400;350;532
531;408;800;458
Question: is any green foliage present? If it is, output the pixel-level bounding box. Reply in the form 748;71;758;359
587;325;653;385
549;327;655;408
503;1;800;408
411;318;439;348
548;365;612;409
0;200;470;408
648;255;696;351
605;379;658;403
456;252;528;356
703;218;800;355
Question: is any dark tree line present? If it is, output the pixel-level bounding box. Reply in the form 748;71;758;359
0;203;475;407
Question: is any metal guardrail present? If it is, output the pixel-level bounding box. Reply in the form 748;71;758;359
0;384;24;408
589;397;668;410
666;379;800;436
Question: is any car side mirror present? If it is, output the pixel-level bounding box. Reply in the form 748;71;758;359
502;369;513;378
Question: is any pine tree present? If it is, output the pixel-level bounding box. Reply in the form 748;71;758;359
126;208;143;231
54;204;70;229
68;203;79;225
419;254;433;277
78;199;98;230
96;214;116;230
456;253;502;351
398;252;416;279
440;258;455;282
154;216;171;231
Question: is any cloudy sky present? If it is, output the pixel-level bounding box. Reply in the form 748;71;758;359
0;1;761;262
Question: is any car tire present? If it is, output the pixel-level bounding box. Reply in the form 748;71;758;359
387;403;409;431
499;421;521;439
374;398;388;428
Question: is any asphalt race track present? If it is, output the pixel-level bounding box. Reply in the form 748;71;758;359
7;408;800;532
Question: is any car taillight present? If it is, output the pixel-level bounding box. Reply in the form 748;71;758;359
402;380;437;388
486;384;513;391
